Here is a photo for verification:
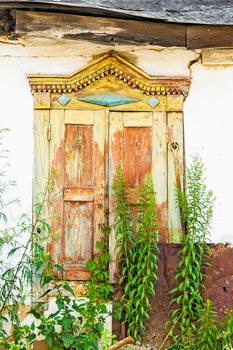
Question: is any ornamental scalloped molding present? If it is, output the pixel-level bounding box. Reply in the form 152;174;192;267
28;52;191;96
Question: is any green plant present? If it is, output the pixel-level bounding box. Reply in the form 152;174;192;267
0;180;52;338
0;238;111;350
0;128;18;224
125;173;159;339
0;219;111;350
195;299;218;350
167;299;218;350
31;220;113;350
86;224;113;303
113;168;159;340
218;309;233;349
160;156;215;349
31;283;109;350
0;129;51;338
166;299;233;350
0;325;34;350
113;166;134;289
99;330;117;350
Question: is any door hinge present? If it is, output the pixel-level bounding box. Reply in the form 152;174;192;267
47;121;51;141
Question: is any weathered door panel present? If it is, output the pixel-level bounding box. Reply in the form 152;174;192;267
123;127;152;188
48;109;65;277
64;124;93;187
152;112;168;243
109;111;168;282
34;109;50;188
167;111;184;243
49;110;107;280
34;108;50;301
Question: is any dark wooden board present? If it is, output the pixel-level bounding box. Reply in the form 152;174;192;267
15;10;186;47
187;25;233;49
14;10;233;49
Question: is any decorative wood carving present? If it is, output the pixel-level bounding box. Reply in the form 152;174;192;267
28;53;191;96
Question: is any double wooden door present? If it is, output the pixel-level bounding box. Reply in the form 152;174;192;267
35;109;182;281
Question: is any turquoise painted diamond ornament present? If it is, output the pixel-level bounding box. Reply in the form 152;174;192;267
147;96;160;108
57;94;71;106
78;93;139;107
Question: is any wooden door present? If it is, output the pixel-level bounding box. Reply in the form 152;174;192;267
48;110;107;280
108;111;168;282
36;109;182;282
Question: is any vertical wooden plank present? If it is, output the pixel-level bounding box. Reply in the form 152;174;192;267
167;112;184;243
49;109;65;269
104;110;109;239
93;110;107;254
152;112;168;242
34;109;50;192
109;112;123;283
34;109;50;301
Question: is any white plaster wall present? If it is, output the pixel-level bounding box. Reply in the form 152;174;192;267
184;63;233;243
0;59;33;222
0;40;232;243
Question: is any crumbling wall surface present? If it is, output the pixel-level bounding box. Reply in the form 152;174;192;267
143;243;233;346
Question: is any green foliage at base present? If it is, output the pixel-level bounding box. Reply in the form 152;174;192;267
32;288;108;350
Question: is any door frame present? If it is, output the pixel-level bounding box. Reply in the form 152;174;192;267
31;53;189;283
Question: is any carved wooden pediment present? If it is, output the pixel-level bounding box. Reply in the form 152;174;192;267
28;52;191;96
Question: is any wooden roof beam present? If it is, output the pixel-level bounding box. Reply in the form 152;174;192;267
10;10;233;49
